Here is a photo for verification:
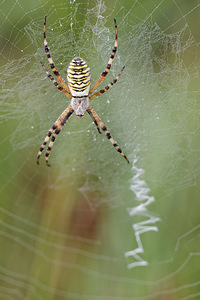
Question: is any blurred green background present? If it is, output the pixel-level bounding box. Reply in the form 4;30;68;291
1;0;200;299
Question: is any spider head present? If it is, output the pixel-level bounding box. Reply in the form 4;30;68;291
67;57;91;97
71;97;89;118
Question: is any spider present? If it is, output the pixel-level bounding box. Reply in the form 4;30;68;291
36;15;129;166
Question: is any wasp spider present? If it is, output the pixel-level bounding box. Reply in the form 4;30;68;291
36;15;129;166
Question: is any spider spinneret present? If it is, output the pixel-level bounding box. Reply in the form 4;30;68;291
36;15;129;166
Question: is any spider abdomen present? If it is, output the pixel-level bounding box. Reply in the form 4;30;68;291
67;57;91;97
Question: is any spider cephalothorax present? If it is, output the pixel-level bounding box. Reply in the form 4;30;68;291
37;15;129;166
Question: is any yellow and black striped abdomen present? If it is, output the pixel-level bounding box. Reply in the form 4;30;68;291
67;57;91;96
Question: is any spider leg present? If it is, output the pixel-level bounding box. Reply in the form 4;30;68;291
87;105;129;163
45;107;74;166
36;105;74;165
40;61;72;98
89;18;118;95
43;15;71;94
87;109;101;134
89;66;125;100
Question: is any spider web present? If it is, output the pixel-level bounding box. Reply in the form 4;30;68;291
1;0;200;299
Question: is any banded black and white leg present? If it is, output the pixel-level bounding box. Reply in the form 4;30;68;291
36;105;74;165
89;66;125;101
40;61;72;98
43;15;71;96
89;18;118;95
44;106;74;166
87;109;101;134
87;105;129;163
